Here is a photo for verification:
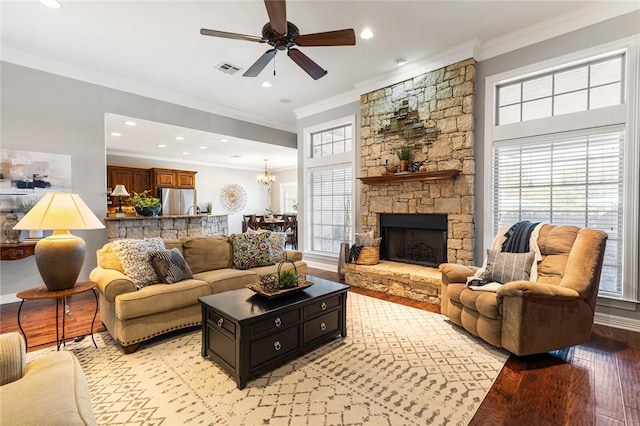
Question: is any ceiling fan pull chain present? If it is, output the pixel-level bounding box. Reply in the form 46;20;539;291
273;54;277;76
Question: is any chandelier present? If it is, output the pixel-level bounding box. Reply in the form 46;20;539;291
256;159;276;186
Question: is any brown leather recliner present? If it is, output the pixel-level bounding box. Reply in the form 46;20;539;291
440;224;608;356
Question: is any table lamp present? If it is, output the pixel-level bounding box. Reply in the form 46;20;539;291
13;192;105;291
110;184;130;217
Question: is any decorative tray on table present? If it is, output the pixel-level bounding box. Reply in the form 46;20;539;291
246;280;314;299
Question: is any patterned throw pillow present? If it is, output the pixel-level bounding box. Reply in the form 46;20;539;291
229;232;274;270
113;237;165;289
148;248;193;284
247;229;287;262
481;249;535;284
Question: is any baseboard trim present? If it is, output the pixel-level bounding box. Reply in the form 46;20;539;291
306;260;337;272
594;312;640;333
0;294;20;305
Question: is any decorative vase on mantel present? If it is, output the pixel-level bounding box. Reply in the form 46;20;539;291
2;212;21;244
399;160;409;172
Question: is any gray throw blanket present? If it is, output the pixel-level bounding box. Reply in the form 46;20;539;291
501;220;540;253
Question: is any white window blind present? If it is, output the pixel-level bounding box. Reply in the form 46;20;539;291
493;127;624;295
307;166;352;255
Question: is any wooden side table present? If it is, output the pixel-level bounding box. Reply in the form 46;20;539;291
16;281;99;351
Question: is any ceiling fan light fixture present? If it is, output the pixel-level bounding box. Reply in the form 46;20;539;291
360;28;374;40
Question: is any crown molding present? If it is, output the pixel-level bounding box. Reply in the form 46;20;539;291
294;89;360;120
476;2;640;61
1;46;296;133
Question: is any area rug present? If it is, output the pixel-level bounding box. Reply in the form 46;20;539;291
28;292;508;426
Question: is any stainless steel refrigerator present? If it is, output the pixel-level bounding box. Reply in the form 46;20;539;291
159;188;197;215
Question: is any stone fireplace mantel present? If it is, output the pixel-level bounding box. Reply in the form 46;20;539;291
358;169;459;185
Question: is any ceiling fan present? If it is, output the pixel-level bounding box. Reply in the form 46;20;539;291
200;0;356;80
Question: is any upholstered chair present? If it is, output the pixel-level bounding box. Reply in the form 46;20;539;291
440;224;608;356
0;332;96;425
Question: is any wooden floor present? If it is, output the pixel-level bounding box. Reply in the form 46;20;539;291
2;268;638;425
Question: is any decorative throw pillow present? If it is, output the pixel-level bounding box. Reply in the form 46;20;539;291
481;249;535;284
229;232;274;270
355;231;374;247
113;237;165;289
247;228;287;262
148;248;193;284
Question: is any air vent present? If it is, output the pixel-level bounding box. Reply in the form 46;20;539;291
215;62;242;75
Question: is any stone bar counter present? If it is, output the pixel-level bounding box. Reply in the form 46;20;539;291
105;214;228;241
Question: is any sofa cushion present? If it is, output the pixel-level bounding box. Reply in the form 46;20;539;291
537;225;579;284
481;250;535;284
229;232;274;270
113;238;165;288
115;279;211;320
149;248;193;284
193;269;258;293
247;229;287;262
181;236;233;273
96;242;124;273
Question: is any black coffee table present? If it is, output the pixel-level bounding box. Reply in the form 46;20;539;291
199;276;348;389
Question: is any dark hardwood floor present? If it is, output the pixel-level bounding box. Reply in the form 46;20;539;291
2;268;638;425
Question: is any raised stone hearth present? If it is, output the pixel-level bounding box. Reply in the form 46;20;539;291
345;261;442;304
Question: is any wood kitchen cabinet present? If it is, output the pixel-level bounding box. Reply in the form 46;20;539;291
151;168;196;189
107;166;151;196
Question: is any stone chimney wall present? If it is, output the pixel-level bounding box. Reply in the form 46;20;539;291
359;59;476;265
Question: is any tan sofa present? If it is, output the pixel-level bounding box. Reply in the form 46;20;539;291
440;224;607;356
90;235;308;353
0;332;96;426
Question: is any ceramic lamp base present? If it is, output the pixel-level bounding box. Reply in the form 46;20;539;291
34;230;85;291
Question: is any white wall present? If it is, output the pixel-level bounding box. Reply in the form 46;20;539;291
0;62;295;302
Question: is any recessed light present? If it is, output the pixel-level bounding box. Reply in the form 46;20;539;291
175;136;184;141
220;138;229;143
110;132;121;137
182;152;189;155
230;155;241;158
199;146;207;150
360;28;373;40
262;81;272;88
40;0;61;9
395;58;408;66
157;144;166;148
124;120;136;126
280;98;292;104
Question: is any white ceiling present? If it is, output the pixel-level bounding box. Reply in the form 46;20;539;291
2;1;637;170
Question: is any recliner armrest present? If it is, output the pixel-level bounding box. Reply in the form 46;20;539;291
0;333;25;386
89;267;136;302
439;263;478;284
498;281;580;300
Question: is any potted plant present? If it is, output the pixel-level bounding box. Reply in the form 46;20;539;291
128;190;161;217
396;145;412;172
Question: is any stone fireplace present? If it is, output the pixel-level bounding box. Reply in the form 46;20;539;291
345;58;477;304
380;213;447;267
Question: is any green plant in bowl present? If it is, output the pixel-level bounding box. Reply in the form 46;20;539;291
279;270;298;289
128;190;161;216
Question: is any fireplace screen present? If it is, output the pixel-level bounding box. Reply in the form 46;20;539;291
380;214;447;267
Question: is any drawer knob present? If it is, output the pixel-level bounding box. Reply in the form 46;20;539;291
321;302;327;311
274;341;281;351
217;318;224;327
274;317;282;327
320;322;327;331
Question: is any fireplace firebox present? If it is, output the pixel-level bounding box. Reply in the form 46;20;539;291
379;213;447;267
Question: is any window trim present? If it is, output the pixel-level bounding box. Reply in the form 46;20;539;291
302;114;357;258
484;35;640;302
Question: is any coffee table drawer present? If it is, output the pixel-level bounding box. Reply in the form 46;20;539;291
207;311;235;337
250;326;300;369
304;310;340;344
304;295;341;319
207;327;235;369
250;309;300;337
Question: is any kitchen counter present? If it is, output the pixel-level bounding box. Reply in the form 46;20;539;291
104;214;228;240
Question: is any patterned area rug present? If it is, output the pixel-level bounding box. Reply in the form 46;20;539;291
28;292;508;425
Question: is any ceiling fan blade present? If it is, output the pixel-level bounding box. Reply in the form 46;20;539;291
243;49;277;77
295;29;356;47
287;48;327;80
264;0;287;36
200;28;264;43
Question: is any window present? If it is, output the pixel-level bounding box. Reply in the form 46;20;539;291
303;115;356;256
280;183;297;214
497;54;624;125
485;38;639;301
